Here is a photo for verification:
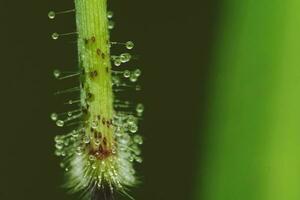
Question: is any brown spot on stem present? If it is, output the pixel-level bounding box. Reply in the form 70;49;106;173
89;70;98;78
96;48;101;56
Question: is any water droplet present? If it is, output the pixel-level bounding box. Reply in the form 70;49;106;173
136;103;144;113
120;53;131;63
83;136;90;144
48;11;56;19
55;143;63;150
127;115;135;124
123;70;130;78
108;21;115;30
50;113;58;121
52;32;59;40
114;58;122;66
59;162;65;168
65;167;69;172
55;149;62;156
56;120;64;127
129;124;138;133
135;156;143;163
133;135;143;145
126;41;134;50
130;74;138;82
107;11;114;19
53;69;61;78
67;111;73;117
55;135;64;144
134;69;141;77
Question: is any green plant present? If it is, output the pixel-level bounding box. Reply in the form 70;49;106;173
49;0;143;199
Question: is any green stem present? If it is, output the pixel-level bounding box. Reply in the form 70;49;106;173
75;0;114;149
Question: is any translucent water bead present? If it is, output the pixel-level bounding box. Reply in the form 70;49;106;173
107;11;114;19
108;21;115;30
134;69;141;77
52;32;59;40
129;124;138;133
50;113;58;121
53;69;61;79
48;11;56;19
123;70;130;78
136;104;144;113
120;53;131;63
126;41;134;50
56;120;64;127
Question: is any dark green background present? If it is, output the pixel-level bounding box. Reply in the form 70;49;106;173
0;0;218;199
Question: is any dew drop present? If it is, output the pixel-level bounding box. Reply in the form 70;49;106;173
53;69;61;78
107;11;114;19
52;32;59;40
59;162;65;168
56;120;64;127
129;124;138;133
135;156;143;163
127;115;135;125
114;58;122;66
50;113;58;121
48;11;56;19
136;103;144;113
55;143;63;150
126;41;134;50
65;168;69;172
133;135;143;145
108;21;115;30
55;150;62;156
134;69;141;77
130;74;138;82
123;70;131;78
120;53;131;63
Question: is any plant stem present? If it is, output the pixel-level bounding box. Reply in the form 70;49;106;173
75;0;114;149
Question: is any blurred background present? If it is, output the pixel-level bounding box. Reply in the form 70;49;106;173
1;0;300;200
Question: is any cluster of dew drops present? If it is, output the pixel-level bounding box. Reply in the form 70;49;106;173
48;8;145;172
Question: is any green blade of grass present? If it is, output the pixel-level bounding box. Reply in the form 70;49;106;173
196;1;300;200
